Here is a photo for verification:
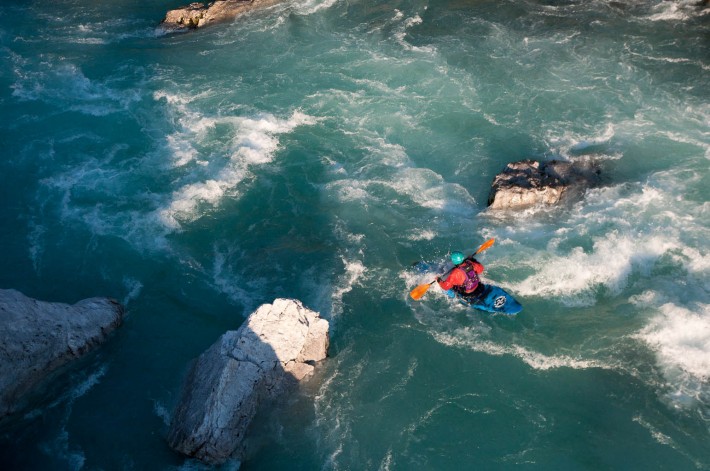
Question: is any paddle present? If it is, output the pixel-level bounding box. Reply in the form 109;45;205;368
409;238;495;301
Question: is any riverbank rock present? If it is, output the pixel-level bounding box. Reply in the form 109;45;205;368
167;298;329;465
0;289;123;420
487;159;601;210
160;0;282;32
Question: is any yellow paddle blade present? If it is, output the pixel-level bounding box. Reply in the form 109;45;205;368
409;282;433;300
474;238;495;255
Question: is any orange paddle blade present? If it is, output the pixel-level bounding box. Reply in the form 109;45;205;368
474;238;495;255
409;282;434;300
410;239;493;301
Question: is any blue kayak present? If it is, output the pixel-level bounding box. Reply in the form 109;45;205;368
451;283;522;315
413;261;522;316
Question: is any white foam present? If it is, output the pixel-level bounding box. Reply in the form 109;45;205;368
403;14;423;29
326;166;476;217
330;256;366;318
153;401;171;427
510;231;678;306
313;350;359;470
12;59;140;115
407;230;436;241
505;166;709;306
634;302;710;407
633;415;674;446
122;277;143;306
628;290;667;308
166;134;199;167
292;0;340;16
545;122;617;159
154;100;318;230
210;244;261;313
380;448;394;471
393;12;437;54
479;159;710;410
431;328;606;371
647;1;698;21
27;221;46;273
381;359;418;404
158;178;237;229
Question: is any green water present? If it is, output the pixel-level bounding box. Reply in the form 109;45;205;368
0;0;708;469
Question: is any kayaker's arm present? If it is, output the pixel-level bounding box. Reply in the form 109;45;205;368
437;269;464;291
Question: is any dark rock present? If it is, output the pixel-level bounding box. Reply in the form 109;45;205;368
487;159;601;210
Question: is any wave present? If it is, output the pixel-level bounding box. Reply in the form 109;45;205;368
431;327;607;371
545;123;621;160
392;9;437;55
10;56;141;115
33;86;319;254
501;162;709;304
154;90;318;230
291;0;341;16
323;137;477;218
633;300;710;409
646;0;710;21
509;231;679;306
330;256;366;318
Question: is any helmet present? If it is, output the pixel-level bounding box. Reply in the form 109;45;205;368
450;251;465;265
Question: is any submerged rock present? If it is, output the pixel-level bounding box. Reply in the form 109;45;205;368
167;298;329;465
487;159;601;210
160;0;282;32
0;289;123;420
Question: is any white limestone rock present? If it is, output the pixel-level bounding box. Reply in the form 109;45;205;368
167;298;329;465
0;289;123;419
160;0;283;32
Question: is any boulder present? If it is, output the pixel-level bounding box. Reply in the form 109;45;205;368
487;159;601;210
167;298;329;465
160;0;282;32
161;2;208;30
0;289;123;420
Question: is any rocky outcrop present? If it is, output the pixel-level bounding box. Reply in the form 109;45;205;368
167;298;329;465
487;159;601;210
0;289;123;420
160;0;282;32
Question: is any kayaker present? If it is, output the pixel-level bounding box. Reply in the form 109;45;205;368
436;251;486;299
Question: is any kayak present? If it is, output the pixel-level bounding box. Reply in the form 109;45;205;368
452;283;522;315
413;261;522;315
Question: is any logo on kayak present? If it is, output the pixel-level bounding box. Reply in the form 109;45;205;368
493;296;507;309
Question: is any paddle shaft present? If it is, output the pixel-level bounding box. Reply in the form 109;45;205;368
409;238;494;300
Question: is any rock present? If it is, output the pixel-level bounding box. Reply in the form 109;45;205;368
167;298;329;465
486;159;601;210
160;0;282;32
161;2;208;30
0;289;123;420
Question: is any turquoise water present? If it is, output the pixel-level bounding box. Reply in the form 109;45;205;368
1;0;708;469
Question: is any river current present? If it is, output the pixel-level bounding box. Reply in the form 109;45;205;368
0;0;708;469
